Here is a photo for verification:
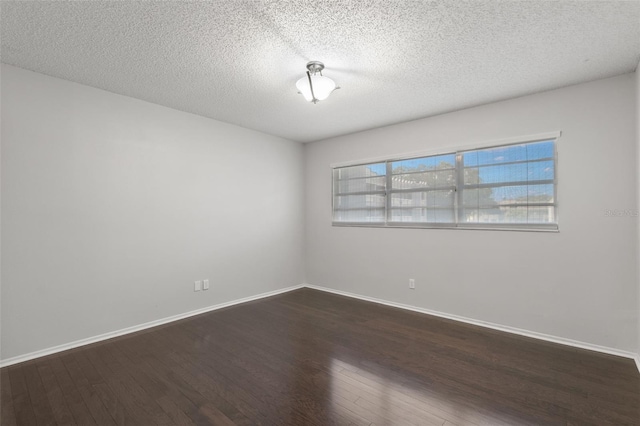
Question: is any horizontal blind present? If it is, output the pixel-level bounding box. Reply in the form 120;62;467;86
459;140;556;227
331;137;558;231
332;163;386;223
388;153;456;224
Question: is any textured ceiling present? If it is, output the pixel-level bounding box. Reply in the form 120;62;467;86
2;1;639;143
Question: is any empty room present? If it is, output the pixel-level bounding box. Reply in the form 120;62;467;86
1;1;639;425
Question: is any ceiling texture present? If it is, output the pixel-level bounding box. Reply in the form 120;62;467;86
2;1;639;143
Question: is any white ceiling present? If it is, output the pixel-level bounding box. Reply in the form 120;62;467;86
2;1;639;143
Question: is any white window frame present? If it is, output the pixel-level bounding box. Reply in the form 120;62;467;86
331;132;560;232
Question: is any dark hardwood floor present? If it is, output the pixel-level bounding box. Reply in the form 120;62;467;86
1;288;639;425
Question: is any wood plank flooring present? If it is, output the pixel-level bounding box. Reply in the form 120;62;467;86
1;288;639;425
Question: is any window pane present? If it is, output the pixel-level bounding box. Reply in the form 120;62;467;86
389;153;456;224
463;184;555;208
390;208;455;223
526;140;555;160
462;208;504;224
463;144;527;167
391;192;424;207
527;184;554;203
528;160;554;181
392;169;455;190
333;162;387;223
527;206;556;223
332;138;557;230
392;154;455;173
390;190;454;208
390;190;454;223
334;194;385;209
464;160;554;185
336;176;386;194
460;140;556;226
463;206;556;224
462;188;498;209
462;140;554;167
465;163;529;185
490;206;557;224
334;209;385;223
336;163;385;179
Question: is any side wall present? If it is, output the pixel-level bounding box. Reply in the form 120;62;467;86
1;65;305;361
306;74;638;354
636;62;640;368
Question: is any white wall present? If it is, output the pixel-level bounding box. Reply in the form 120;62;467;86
306;74;638;353
636;62;640;363
1;64;305;361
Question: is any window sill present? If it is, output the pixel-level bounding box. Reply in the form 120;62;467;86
332;222;559;232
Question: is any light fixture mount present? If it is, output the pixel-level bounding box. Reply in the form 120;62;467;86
306;61;325;74
296;60;336;104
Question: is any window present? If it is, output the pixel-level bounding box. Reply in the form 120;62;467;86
332;137;557;231
332;162;386;223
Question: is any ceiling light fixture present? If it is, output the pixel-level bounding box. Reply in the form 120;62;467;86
296;61;336;104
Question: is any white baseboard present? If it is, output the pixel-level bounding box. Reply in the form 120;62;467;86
3;282;639;376
304;283;640;371
0;284;304;368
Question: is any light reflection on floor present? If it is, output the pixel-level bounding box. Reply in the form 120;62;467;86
329;357;531;426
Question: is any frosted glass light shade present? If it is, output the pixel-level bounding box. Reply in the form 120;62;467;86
296;74;336;102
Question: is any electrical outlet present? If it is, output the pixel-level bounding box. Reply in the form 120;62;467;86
203;279;210;290
409;278;415;289
194;280;202;292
